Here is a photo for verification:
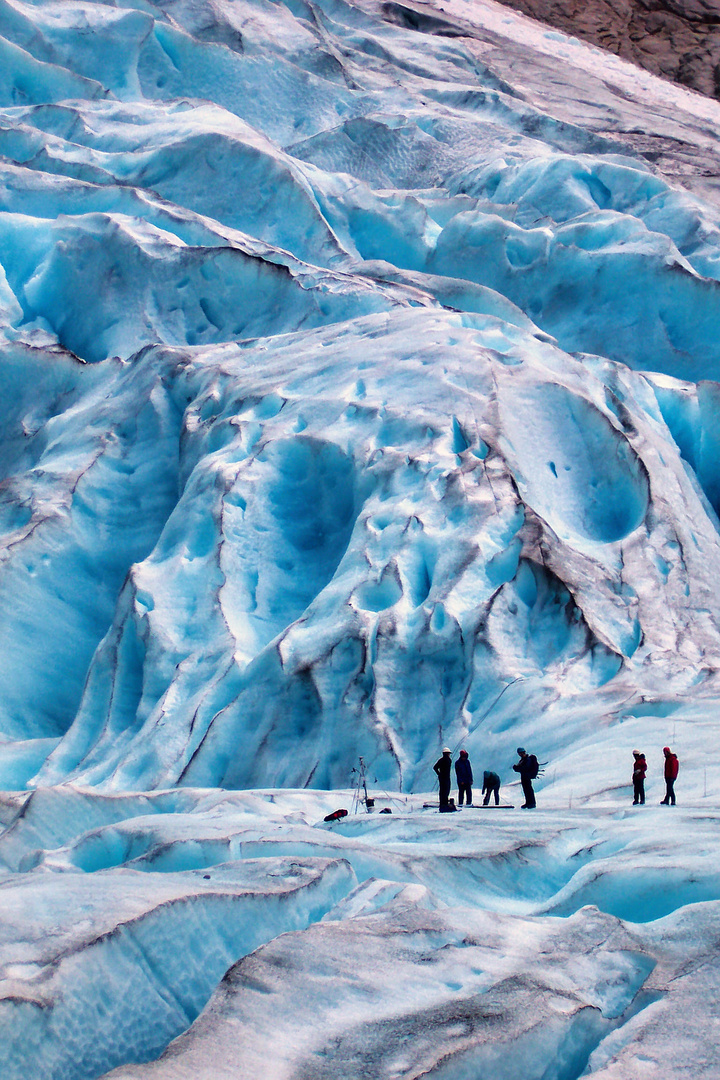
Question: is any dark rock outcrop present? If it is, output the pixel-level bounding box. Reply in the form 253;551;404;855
493;0;720;99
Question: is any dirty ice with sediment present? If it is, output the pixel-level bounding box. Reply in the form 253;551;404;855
0;0;719;1075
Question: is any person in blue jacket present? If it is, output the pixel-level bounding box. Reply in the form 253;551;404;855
482;770;501;805
455;749;473;806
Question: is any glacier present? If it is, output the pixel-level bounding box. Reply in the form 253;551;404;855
0;0;720;1075
4;0;720;789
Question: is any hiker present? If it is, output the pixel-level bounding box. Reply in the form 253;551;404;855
433;748;452;810
513;747;538;809
455;749;473;806
482;770;501;806
661;746;679;805
632;749;647;805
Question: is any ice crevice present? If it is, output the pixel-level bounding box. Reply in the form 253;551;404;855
0;846;357;1080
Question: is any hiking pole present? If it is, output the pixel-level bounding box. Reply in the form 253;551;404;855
350;763;362;815
450;676;525;756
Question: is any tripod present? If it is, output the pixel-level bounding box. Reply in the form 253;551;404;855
350;757;375;814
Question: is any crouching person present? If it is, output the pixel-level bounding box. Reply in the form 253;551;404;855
482;770;501;806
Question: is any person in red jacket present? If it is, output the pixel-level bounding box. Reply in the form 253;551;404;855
661;746;679;805
632;750;647;805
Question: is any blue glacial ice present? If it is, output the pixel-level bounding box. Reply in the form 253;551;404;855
0;0;718;792
0;0;720;1075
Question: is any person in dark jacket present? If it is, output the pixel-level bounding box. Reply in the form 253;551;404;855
433;748;452;810
455;749;473;805
513;747;536;808
482;770;501;806
661;746;679;805
632;750;647;805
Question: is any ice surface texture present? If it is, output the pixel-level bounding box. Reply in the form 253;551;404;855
2;0;720;790
0;786;717;1080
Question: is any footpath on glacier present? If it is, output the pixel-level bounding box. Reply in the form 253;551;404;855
1;0;720;1075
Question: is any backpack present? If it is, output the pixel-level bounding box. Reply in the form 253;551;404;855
527;754;539;780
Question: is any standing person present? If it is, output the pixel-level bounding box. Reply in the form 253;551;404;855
433;748;452;811
661;746;679;805
513;747;537;809
482;770;501;806
455;749;473;805
632;750;647;805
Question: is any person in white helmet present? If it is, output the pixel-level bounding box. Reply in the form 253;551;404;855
433;747;452;811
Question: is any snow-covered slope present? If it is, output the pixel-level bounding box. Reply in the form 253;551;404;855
2;0;720;791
